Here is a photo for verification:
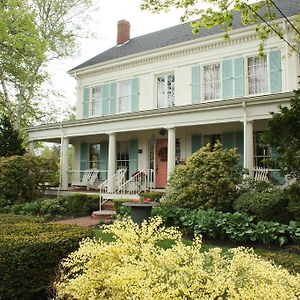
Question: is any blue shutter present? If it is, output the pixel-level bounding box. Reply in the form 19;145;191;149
222;59;233;99
191;134;203;153
102;84;110;115
131;78;140;112
269;49;282;93
222;132;235;149
235;131;244;165
80;143;89;178
110;82;116;114
270;147;285;184
192;65;201;104
129;139;138;177
99;141;108;180
234;57;245;98
82;87;90;118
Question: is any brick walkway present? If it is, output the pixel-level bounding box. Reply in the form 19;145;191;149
53;216;101;227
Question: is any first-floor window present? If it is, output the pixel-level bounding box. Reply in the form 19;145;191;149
91;86;102;116
248;55;268;95
89;143;100;169
203;63;221;100
253;132;270;168
117;141;129;179
119;80;132;113
157;73;175;108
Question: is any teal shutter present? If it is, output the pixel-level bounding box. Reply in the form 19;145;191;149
99;141;108;180
82;87;90;118
80;143;89;178
110;82;116;114
234;57;245;98
235;131;244;165
129;139;138;177
222;59;233;99
102;84;110;115
131;78;140;112
191;134;203;153
222;132;235;149
192;65;201;104
269;49;282;93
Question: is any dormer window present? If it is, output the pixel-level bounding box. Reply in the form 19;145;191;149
157;73;175;108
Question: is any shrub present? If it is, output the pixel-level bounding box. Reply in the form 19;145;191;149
0;214;91;300
54;217;300;300
63;193;99;216
40;198;68;217
113;198;131;216
164;142;242;211
0;154;58;203
234;188;291;223
286;183;300;221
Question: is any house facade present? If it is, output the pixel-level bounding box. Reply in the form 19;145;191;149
27;0;300;190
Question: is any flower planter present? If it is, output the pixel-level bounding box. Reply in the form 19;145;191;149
123;202;159;225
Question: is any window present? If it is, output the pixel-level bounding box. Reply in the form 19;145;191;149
91;86;102;116
119;80;132;113
117;141;129;179
157;74;175;108
89;143;100;168
254;132;270;168
203;63;221;100
248;55;268;95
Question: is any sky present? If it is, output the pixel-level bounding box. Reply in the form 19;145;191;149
49;0;184;120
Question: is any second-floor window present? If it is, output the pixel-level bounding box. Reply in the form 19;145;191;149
157;74;175;108
119;79;132;113
248;55;268;95
91;86;102;116
203;63;221;100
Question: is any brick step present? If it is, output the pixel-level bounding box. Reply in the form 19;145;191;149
101;201;115;211
92;210;116;222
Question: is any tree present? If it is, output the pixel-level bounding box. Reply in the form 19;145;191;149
140;0;300;56
0;114;25;157
0;0;94;131
263;88;300;180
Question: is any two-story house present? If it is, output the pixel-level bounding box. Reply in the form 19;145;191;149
27;0;300;192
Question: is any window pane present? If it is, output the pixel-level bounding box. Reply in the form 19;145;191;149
91;87;102;116
203;63;220;100
157;74;175;108
248;55;268;95
119;80;132;113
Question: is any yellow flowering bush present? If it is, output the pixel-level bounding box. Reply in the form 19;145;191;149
54;217;300;300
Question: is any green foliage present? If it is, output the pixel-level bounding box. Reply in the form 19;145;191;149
234;188;291;223
286;183;300;221
0;214;91;300
113;198;131;216
39;198;68;217
264;89;300;179
164;142;242;211
139;191;165;202
63;193;99;216
0;154;58;202
0;114;25;156
153;206;300;246
141;0;300;56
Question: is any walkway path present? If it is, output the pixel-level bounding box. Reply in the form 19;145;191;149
53;216;100;227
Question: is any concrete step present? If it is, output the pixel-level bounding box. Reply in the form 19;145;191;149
100;193;140;200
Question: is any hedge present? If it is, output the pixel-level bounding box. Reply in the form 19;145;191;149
0;214;92;300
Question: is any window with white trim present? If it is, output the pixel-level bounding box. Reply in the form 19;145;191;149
157;74;175;108
91;86;102;116
119;79;132;113
203;63;221;100
247;55;268;95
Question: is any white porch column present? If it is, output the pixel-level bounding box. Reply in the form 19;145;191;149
108;132;117;192
61;137;69;190
243;120;254;176
167;127;176;179
28;141;34;154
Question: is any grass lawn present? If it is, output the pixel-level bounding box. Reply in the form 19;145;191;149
93;229;300;274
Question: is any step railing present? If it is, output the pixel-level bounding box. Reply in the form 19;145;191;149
118;169;155;195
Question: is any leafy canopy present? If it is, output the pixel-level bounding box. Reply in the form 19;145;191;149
141;0;300;56
263;88;300;180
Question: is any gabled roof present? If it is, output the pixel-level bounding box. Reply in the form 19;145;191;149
70;0;300;72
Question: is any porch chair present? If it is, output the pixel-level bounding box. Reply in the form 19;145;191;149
253;166;269;182
72;168;100;190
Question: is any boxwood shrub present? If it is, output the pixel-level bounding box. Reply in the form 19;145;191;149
0;214;92;300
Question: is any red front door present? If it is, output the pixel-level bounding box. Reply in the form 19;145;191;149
156;139;168;188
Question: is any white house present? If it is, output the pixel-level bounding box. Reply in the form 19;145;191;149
27;0;300;192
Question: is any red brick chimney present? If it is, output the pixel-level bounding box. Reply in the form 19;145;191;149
117;19;130;45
